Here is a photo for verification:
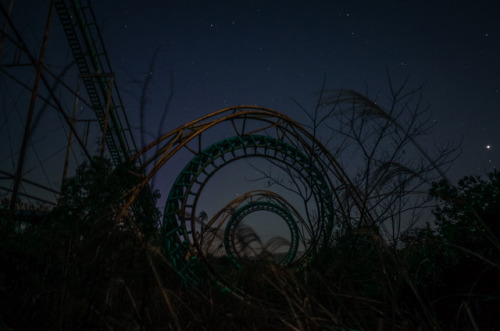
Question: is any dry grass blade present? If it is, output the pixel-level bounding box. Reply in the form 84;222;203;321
147;253;182;331
460;301;481;331
370;161;424;188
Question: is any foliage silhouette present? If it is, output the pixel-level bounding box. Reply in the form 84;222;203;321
54;156;161;239
427;170;500;329
2;86;499;329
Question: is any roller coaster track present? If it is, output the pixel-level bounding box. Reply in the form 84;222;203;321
0;0;139;210
54;0;137;164
123;105;372;289
0;2;372;293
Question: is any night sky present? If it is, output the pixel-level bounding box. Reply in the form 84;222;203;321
91;0;499;180
1;0;500;211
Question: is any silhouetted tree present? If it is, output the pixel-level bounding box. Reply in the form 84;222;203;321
401;170;500;329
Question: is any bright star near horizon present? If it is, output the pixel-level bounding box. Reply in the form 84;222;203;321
486;145;491;149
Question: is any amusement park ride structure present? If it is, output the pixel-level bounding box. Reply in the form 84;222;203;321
1;0;137;209
0;0;370;288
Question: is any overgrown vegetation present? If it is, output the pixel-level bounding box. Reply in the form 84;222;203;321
1;79;499;329
2;161;499;330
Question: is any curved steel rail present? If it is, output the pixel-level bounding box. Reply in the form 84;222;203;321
124;106;373;289
163;135;333;275
224;201;300;267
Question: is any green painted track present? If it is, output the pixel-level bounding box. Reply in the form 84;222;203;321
163;135;335;283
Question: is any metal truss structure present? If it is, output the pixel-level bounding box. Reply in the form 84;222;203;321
224;200;300;267
1;0;138;211
1;1;372;291
163;132;334;268
127;106;371;287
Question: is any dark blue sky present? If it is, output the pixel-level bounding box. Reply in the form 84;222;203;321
92;0;499;180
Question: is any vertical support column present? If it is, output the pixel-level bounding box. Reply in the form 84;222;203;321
9;0;55;212
62;86;80;184
0;0;15;59
100;74;114;157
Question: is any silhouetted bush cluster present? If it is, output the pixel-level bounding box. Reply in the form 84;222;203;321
1;161;499;330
